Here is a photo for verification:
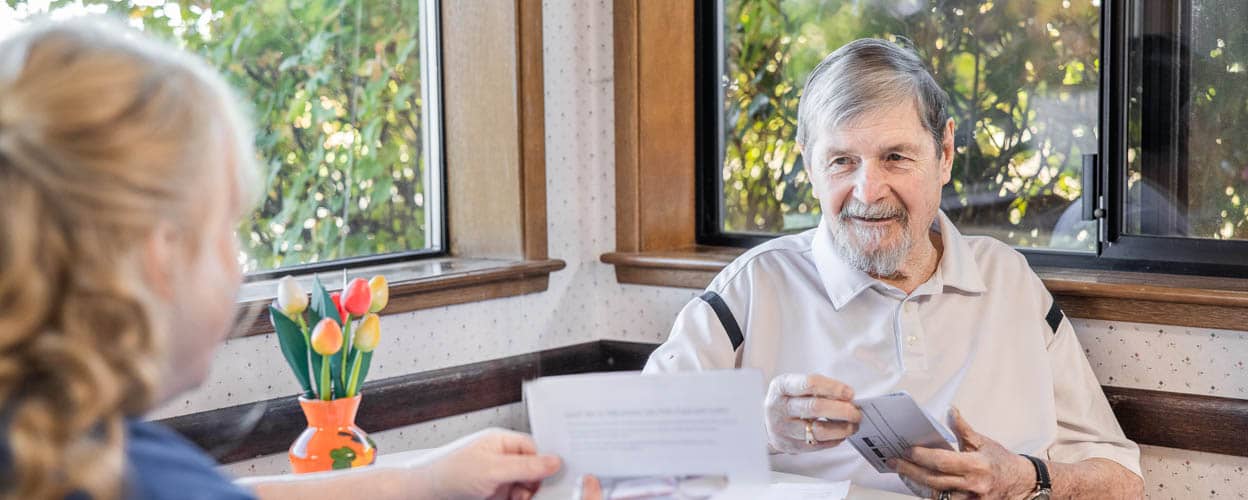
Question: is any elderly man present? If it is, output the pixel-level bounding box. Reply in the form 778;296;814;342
644;39;1143;499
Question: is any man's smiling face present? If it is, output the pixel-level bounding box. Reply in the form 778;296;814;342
804;100;954;277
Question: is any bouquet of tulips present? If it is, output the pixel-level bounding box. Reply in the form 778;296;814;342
269;275;389;400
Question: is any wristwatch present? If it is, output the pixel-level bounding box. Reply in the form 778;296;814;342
1021;454;1052;500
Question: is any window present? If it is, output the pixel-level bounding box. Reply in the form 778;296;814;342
1126;0;1248;242
697;0;1248;275
2;0;445;278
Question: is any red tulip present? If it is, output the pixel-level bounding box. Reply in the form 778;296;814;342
341;278;372;317
330;292;348;323
310;318;343;356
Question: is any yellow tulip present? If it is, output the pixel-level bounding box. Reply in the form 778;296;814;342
276;276;308;316
353;313;381;352
368;275;389;313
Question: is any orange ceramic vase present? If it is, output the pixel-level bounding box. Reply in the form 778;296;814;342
288;395;377;473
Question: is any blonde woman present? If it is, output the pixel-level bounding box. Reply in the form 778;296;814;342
0;19;581;500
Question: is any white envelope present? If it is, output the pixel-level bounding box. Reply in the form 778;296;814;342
847;391;958;474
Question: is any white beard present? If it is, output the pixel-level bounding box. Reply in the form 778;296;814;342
829;201;913;277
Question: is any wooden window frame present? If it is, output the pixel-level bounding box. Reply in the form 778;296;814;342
234;0;562;338
603;0;1248;332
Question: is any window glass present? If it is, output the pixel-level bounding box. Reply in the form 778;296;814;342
719;0;1100;251
1125;0;1248;240
2;0;441;272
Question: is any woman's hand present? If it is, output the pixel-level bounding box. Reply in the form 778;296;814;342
579;475;603;500
419;428;562;500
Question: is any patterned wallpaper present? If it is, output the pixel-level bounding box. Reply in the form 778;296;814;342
1074;319;1248;399
166;2;1248;497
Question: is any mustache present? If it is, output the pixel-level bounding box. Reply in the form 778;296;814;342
839;199;908;221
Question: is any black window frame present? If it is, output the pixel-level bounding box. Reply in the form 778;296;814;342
246;0;449;282
694;0;1248;278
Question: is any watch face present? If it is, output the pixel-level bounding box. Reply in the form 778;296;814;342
1030;491;1051;500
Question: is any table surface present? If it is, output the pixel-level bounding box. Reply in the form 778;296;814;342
771;470;915;499
391;449;918;499
246;449;918;499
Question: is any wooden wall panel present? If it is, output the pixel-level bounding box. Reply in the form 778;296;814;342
636;1;696;251
442;1;524;259
614;0;697;253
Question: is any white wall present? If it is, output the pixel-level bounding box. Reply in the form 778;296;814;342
164;1;1248;496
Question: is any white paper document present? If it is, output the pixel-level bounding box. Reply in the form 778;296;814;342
525;370;776;500
847;391;958;473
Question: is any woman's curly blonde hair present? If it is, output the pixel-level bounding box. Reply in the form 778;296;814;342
0;18;257;499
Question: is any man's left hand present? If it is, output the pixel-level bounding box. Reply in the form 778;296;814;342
891;407;1036;499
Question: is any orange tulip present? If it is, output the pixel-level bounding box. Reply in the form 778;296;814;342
310;318;343;356
341;278;372;317
354;314;381;352
367;276;389;313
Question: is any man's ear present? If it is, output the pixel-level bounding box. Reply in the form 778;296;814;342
939;118;955;185
141;221;180;301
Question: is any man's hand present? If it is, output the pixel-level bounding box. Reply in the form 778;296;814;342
891;408;1035;499
764;374;862;454
420;428;562;500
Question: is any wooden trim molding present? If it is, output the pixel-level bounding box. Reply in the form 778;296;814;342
602;249;1248;330
1105;386;1248;457
517;0;548;261
233;259;565;338
164;340;1248;464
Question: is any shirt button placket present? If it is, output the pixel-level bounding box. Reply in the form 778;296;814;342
901;299;929;371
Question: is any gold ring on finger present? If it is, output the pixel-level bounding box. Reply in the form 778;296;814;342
805;419;817;445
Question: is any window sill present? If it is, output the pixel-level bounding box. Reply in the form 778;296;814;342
601;248;1248;330
234;258;566;338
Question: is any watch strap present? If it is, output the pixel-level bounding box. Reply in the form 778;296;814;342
1021;454;1051;490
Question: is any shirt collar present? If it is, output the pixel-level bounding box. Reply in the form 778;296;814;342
931;210;988;295
811;210;987;310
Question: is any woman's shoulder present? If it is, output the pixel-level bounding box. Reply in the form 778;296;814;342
124;418;257;500
2;412;254;500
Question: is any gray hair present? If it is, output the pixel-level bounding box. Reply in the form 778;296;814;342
796;38;949;155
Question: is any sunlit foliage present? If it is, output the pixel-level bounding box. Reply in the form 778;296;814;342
4;0;432;271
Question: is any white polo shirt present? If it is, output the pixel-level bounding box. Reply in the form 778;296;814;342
643;211;1142;494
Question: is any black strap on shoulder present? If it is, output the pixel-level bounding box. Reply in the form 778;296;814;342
698;291;744;350
1045;300;1066;333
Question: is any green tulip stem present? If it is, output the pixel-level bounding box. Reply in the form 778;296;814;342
340;314;353;392
295;315;309;343
320;354;333;401
346;350;364;398
295;314;314;399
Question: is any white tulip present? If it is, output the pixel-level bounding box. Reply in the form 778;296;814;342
276;275;309;316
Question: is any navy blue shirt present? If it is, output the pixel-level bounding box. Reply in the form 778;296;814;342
124;419;257;500
2;417;257;500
